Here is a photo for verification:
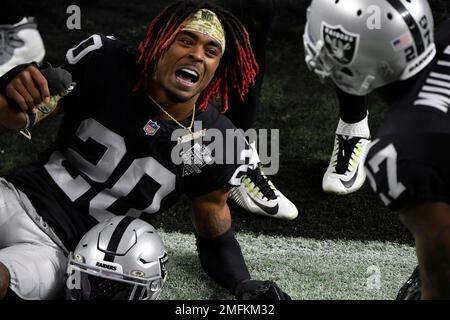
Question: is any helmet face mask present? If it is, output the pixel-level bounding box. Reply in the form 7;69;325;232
304;32;336;80
303;0;436;96
65;216;168;300
66;256;165;300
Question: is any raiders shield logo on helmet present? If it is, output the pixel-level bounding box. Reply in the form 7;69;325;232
322;22;360;65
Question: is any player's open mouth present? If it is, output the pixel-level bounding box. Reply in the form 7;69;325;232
175;68;200;85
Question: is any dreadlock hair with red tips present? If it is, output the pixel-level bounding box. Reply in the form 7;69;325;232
135;0;259;113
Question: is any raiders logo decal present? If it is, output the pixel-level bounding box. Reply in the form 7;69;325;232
322;22;360;65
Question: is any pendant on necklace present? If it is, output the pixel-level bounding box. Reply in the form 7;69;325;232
177;129;206;145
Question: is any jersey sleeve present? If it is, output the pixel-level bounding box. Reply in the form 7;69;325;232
61;34;123;85
435;19;450;50
179;113;259;198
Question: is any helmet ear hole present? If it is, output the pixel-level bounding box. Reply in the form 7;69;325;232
139;258;150;264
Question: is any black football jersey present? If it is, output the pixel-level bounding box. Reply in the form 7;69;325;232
365;19;450;210
5;34;254;250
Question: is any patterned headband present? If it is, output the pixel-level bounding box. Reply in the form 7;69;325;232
181;9;226;53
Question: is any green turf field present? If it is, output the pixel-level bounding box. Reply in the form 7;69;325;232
158;231;417;300
1;0;449;300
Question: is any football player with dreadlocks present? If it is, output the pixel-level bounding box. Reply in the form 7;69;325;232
304;0;450;299
0;0;290;300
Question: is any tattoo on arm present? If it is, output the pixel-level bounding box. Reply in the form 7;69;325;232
191;190;232;238
195;213;231;238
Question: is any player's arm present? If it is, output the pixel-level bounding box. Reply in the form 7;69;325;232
0;64;72;134
0;64;49;131
0;34;108;135
190;188;291;300
0;92;29;131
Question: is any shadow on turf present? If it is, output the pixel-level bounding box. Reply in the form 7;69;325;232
149;158;413;246
162;252;232;300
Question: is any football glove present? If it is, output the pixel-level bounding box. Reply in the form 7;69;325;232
30;64;74;124
40;64;74;95
20;65;75;139
234;279;291;300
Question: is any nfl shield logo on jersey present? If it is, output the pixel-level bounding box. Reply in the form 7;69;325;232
322;22;360;65
143;119;160;136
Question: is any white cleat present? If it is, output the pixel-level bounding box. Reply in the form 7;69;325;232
229;166;298;220
0;17;46;76
322;134;371;195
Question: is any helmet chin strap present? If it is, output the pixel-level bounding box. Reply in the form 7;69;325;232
332;70;375;96
360;74;376;93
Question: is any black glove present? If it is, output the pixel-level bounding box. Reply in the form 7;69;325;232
24;64;75;130
40;64;74;95
235;279;291;300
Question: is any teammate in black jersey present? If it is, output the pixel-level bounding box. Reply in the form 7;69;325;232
0;1;290;300
304;0;450;299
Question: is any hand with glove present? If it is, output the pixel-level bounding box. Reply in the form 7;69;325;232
26;64;75;132
235;279;292;300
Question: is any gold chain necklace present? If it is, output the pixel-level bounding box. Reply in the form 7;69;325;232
147;94;196;134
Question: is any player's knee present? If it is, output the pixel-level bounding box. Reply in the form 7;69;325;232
0;262;11;300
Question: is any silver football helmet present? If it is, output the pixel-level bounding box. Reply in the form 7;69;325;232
65;216;168;300
303;0;436;95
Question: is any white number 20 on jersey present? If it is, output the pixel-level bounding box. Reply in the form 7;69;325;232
44;119;176;222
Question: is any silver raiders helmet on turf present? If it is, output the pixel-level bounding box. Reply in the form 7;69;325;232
65;216;168;300
303;0;436;95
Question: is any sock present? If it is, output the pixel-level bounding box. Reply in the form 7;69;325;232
335;114;370;139
336;86;368;124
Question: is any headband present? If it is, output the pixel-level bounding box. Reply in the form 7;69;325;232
181;9;226;53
